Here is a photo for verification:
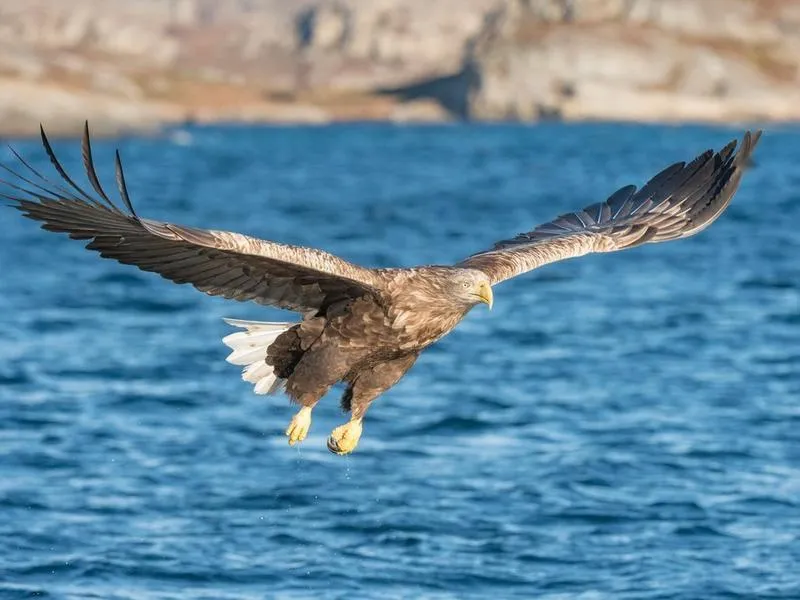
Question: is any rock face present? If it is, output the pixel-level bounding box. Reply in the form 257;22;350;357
1;0;800;135
466;0;800;122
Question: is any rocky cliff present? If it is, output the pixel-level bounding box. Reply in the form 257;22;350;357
467;0;800;122
1;0;799;136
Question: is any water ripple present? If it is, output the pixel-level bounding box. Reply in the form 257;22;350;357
0;123;798;599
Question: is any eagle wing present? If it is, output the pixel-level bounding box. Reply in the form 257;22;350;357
458;131;760;285
2;123;384;314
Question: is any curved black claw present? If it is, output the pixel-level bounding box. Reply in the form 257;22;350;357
327;435;345;455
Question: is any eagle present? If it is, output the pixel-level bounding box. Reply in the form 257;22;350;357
2;124;760;455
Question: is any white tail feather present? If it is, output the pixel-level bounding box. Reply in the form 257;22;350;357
243;360;272;383
222;318;293;395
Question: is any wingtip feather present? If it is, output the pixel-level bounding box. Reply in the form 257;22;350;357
114;149;137;218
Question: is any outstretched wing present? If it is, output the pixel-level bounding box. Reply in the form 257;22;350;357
2;123;384;314
458;131;761;285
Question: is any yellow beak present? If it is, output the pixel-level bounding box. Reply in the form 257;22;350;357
477;281;494;310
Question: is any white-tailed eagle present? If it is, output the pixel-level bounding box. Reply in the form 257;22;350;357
2;124;760;454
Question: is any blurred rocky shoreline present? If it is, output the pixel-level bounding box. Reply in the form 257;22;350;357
2;0;800;137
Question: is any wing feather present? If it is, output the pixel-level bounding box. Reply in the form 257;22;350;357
458;131;760;284
2;124;385;314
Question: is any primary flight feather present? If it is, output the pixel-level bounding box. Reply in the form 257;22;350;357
2;123;760;454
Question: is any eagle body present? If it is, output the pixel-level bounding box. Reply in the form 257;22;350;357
268;266;480;412
2;124;760;454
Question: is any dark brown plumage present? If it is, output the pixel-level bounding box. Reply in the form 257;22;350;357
1;123;761;454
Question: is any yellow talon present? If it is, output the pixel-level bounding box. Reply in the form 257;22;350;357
327;419;363;455
285;406;312;446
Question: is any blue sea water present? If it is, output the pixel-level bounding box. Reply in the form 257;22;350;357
0;122;798;599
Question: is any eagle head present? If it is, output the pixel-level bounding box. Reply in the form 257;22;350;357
451;269;493;310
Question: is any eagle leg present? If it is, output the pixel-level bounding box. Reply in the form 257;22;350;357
285;406;312;446
283;343;352;446
328;353;419;455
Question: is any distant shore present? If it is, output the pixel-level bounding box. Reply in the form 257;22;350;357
3;0;800;138
0;77;784;141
